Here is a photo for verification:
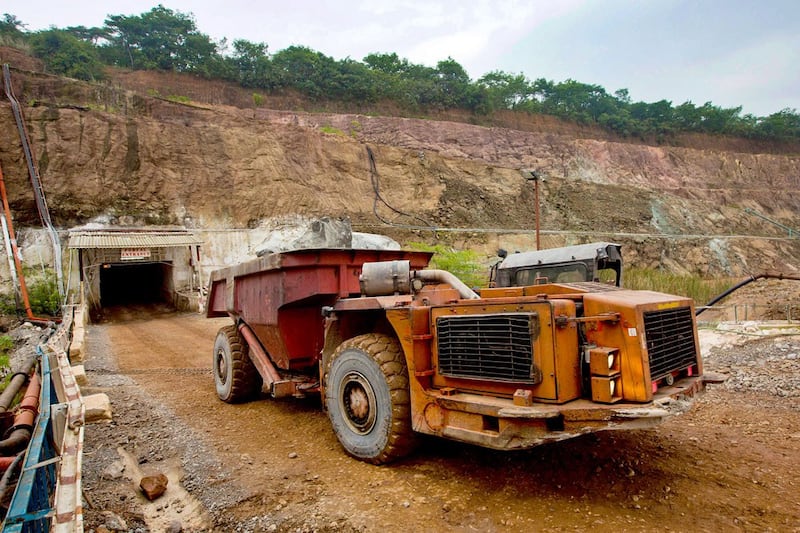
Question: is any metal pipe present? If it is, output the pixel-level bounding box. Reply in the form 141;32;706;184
0;162;36;321
697;271;800;316
0;163;56;324
0;451;25;502
0;357;37;413
0;371;40;455
0;215;18;300
414;269;480;300
3;64;64;298
0;373;39;453
534;176;541;250
0;455;16;472
238;322;282;384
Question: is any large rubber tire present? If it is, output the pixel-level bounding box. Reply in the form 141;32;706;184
213;325;262;403
325;333;418;464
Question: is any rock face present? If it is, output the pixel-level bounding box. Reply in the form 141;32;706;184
0;53;798;276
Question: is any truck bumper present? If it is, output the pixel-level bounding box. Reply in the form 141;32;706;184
414;375;721;450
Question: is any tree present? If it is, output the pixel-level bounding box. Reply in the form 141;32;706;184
63;25;108;45
478;70;536;110
271;45;338;99
363;52;410;75
755;108;800;139
102;5;221;73
29;29;105;81
229;39;271;87
433;57;471;109
0;13;26;41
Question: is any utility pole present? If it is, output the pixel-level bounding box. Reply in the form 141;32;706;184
522;170;543;250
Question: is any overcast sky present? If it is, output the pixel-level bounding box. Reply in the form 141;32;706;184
5;0;798;116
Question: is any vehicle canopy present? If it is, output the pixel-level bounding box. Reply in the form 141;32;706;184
495;242;623;287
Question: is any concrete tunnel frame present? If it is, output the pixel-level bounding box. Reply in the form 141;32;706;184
67;228;203;315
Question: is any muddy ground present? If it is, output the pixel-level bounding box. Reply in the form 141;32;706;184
76;304;800;533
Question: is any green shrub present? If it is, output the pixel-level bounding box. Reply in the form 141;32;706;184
319;125;344;136
407;243;486;288
0;296;16;315
27;274;61;317
0;335;12;372
166;94;191;104
252;93;264;106
0;335;12;354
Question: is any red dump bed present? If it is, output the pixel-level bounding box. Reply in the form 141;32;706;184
206;248;432;371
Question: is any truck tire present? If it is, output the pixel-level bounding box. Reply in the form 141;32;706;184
213;325;262;403
326;333;418;464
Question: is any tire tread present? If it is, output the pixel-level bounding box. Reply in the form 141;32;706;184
328;333;417;464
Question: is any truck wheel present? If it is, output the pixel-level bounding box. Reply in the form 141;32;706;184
213;325;262;403
326;333;417;464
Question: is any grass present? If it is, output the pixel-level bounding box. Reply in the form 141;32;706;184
0;335;12;356
319;125;344;136
166;94;191;104
0;335;12;392
406;243;486;288
623;268;737;306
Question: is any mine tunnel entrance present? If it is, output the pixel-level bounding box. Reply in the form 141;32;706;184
68;229;203;320
99;261;173;307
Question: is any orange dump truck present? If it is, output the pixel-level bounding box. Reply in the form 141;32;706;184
206;248;715;463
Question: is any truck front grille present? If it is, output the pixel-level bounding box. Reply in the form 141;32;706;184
643;306;698;380
436;313;539;383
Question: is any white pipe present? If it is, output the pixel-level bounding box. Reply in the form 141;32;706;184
0;216;19;292
414;269;480;300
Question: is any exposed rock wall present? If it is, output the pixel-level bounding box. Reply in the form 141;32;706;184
0;63;798;279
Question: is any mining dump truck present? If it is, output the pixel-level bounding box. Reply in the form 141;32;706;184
206;248;712;464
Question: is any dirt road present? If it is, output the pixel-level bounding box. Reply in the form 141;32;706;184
81;307;800;532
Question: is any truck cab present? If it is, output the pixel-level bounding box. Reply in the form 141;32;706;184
493;242;623;288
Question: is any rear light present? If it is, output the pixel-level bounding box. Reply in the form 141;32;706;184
589;346;620;376
589;346;622;403
591;375;623;403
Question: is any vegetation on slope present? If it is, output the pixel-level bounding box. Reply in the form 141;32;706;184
1;8;798;143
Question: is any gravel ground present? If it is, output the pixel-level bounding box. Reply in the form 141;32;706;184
702;325;800;403
80;316;251;532
4;311;800;532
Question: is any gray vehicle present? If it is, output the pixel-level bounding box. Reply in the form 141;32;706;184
491;242;623;288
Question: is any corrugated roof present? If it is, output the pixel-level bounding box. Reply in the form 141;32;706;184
68;230;202;249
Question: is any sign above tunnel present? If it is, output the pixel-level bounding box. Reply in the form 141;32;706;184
120;248;152;261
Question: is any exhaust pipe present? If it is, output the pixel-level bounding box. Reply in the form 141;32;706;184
413;269;480;300
360;261;480;300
